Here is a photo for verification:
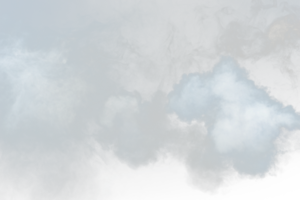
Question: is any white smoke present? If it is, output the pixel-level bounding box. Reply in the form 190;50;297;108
1;0;300;198
0;43;93;200
96;57;300;192
169;57;300;177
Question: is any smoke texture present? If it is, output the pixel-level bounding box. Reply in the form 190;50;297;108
168;57;300;185
1;0;300;199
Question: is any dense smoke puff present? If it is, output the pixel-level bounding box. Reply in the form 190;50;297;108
97;57;300;191
168;57;300;182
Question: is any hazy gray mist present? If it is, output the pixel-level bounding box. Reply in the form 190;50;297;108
1;0;300;199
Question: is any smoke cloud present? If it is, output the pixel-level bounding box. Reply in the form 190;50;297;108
168;57;300;188
90;55;300;190
0;15;117;199
1;0;300;199
216;0;300;83
97;93;169;166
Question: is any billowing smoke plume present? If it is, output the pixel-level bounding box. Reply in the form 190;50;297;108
168;57;300;188
1;0;300;199
93;55;300;190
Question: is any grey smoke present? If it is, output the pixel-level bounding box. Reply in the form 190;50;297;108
1;0;300;199
97;92;170;166
168;57;300;180
216;0;300;83
0;15;114;199
94;55;300;190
